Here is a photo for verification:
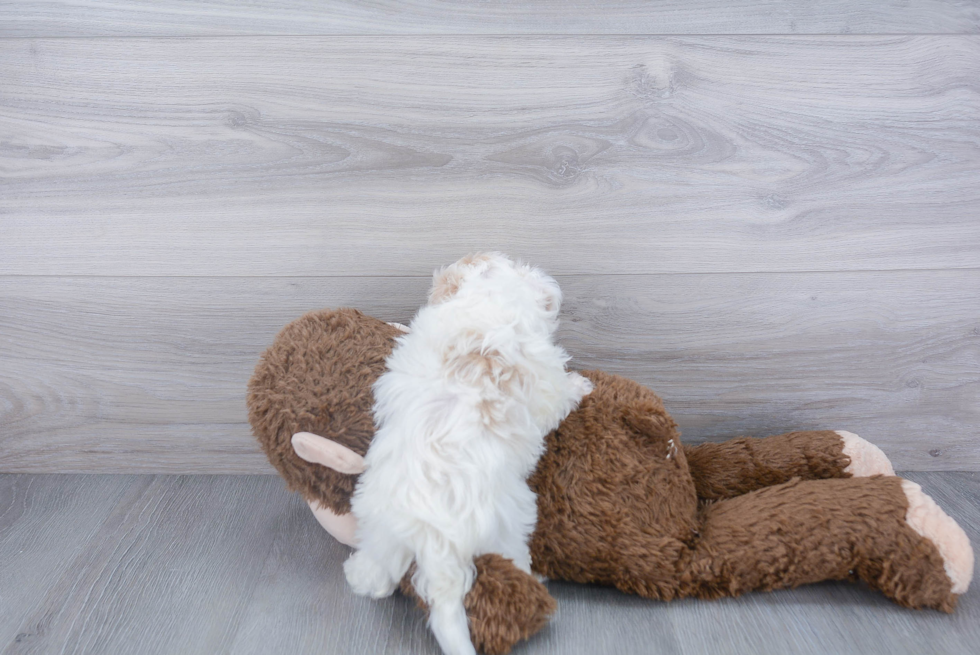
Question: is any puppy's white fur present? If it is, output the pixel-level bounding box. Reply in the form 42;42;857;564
344;253;591;655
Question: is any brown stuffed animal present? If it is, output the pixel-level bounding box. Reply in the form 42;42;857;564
247;308;973;655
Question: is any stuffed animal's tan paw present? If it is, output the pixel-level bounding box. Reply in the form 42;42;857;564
902;479;973;595
836;430;895;477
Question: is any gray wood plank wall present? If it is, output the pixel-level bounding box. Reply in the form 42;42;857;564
1;3;978;473
2;1;979;36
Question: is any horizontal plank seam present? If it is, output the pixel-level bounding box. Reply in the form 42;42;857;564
2;33;980;40
3;267;980;280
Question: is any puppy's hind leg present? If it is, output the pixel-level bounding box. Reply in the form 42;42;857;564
345;550;396;598
567;371;594;401
344;541;412;599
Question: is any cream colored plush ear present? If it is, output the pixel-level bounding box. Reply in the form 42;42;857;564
291;432;366;475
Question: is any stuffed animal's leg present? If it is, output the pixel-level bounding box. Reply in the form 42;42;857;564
680;476;972;611
683;430;893;501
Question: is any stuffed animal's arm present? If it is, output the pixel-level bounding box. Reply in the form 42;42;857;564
683;430;894;501
291;432;363;546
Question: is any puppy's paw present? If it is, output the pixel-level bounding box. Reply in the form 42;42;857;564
344;550;397;599
568;371;594;400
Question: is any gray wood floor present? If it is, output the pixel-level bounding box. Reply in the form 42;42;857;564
0;472;977;655
1;7;978;473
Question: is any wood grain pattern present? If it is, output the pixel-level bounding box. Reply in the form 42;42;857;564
2;1;979;37
2;272;977;473
0;475;138;648
1;475;291;655
1;473;977;654
228;481;441;655
3;36;979;276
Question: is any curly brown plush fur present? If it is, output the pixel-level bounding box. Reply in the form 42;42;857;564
528;370;699;598
683;430;852;501
682;475;956;611
527;371;954;608
247;309;961;654
247;308;400;514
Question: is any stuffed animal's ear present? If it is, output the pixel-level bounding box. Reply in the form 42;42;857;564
291;432;366;475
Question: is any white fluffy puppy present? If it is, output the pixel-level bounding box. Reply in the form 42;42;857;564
344;253;592;655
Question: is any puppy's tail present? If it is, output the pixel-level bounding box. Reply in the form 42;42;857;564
429;597;474;655
414;546;477;655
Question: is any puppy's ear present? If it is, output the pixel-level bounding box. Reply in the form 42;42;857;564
540;279;561;314
526;268;562;314
429;264;464;305
428;253;500;305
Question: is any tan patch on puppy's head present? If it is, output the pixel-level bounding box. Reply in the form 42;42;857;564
428;252;503;305
429;266;464;305
458;252;496;268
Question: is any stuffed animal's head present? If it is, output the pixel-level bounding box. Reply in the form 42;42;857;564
247;308;402;515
